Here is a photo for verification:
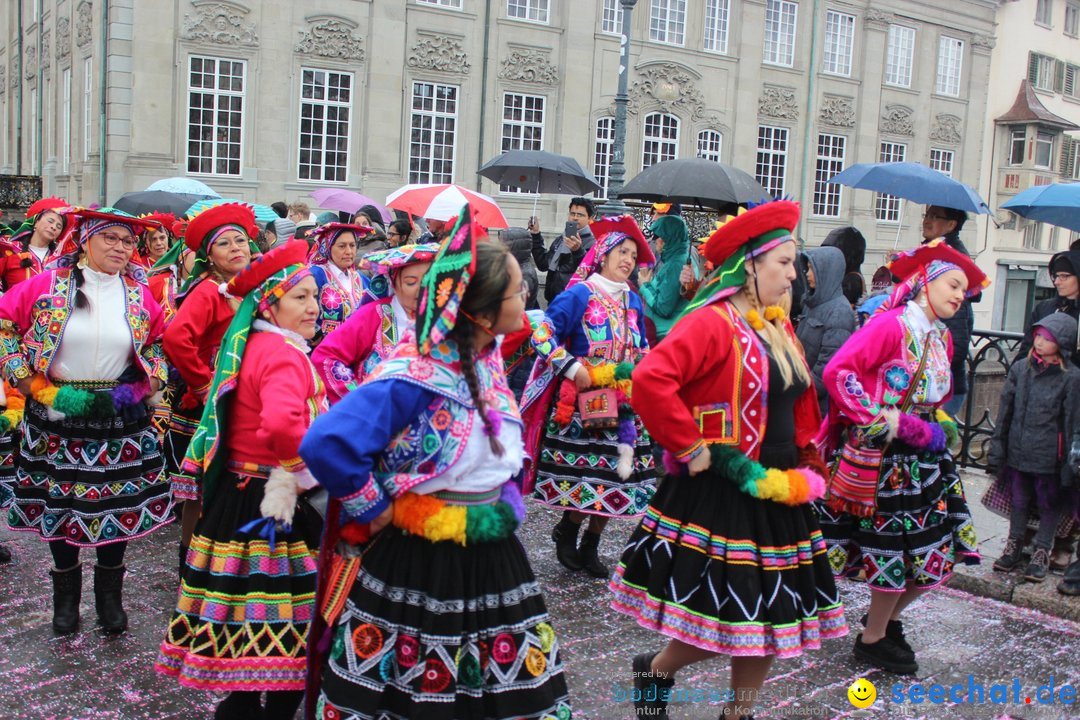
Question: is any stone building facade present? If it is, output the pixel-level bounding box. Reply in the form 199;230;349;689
2;0;996;247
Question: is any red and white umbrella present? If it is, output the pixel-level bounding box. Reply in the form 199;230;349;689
385;183;508;229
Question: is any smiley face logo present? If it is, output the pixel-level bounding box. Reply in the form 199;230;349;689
848;678;876;708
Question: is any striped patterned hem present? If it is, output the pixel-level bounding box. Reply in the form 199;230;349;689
156;644;306;691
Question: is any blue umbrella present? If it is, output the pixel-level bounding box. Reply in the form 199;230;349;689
186;198;278;224
1001;183;1080;233
828;162;990;214
147;177;222;198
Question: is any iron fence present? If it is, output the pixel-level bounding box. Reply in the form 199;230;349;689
953;328;1025;470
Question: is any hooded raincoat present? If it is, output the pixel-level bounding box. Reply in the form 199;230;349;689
796;246;855;415
640;215;690;341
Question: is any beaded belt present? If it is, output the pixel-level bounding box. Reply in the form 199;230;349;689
391;481;526;545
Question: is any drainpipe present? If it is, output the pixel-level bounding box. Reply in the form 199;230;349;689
36;0;43;175
16;0;24;174
474;0;492;191
98;0;108;204
796;0;822;244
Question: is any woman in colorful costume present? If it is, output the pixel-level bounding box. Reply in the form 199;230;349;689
157;240;326;720
610;200;847;720
310;242;437;404
0;207;171;634
135;211;177;269
300;212;572;720
816;239;985;674
0;196;73;291
161;203;256;568
520;215;658;578
308;222;373;340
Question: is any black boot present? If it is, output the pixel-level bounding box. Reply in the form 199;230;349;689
0;543;11;563
214;691;263;720
859;613;913;654
94;564;128;633
1024;547;1050;583
853;633;917;674
578;530;609;578
992;537;1023;572
1059;559;1080;595
551;513;583;571
632;651;674;717
50;563;82;635
178;543;188;580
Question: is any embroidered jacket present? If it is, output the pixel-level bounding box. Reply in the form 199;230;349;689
311;264;366;338
0;267;168;385
300;338;521;523
0;239;52;293
310;297;405;405
162;277;235;402
631;301;821;461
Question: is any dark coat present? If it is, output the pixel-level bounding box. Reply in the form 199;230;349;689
531;227;594;304
501;227;540;310
1015;250;1080;367
796;246;856;416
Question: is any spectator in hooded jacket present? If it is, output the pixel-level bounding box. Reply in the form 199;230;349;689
822;226;867;308
796;246;856;416
500;227;540;310
638;214;691;342
1015;249;1080;366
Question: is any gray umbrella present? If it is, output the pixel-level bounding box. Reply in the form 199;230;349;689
478;150;602;197
618;158;768;214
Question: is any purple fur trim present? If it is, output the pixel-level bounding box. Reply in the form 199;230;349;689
111;378;151;411
500;481;526;522
485;408;502;437
926;423;947;453
896;412;932;448
662;450;686;477
617;417;636;445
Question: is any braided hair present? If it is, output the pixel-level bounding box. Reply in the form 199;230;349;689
447;241;512;456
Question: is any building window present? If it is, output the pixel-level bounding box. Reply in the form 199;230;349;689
1065;63;1080;98
929;148;955;177
602;0;624;34
507;0;549;23
1029;52;1056;91
500;92;545;192
1010;129;1026;165
61;68;71;174
1023;221;1044;249
83;57;92;161
1036;0;1053;26
186;56;245;176
763;0;797;67
1067;2;1080;36
416;0;462;8
755;125;789;198
813;134;845;217
823;11;855;77
594;117;615;198
1073;141;1080;179
704;0;730;54
297;69;352;183
874;141;907;222
650;0;687;45
409;81;458;184
936;36;964;96
643;112;679;168
1035;130;1054;168
885;25;916;88
696;129;723;162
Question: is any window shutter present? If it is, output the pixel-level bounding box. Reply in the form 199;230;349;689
1029;52;1040;83
1062;137;1076;179
1056;60;1067;93
1067;65;1078;97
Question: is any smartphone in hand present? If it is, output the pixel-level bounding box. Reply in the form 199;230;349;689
564;220;578;239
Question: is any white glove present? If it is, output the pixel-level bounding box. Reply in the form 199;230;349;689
261;467;299;526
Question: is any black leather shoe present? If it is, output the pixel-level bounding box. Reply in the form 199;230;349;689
0;544;11;563
993;537;1023;572
551;514;583;571
50;564;82;635
632;651;674;717
854;633;918;674
1024;548;1050;583
578;530;609;578
859;613;913;655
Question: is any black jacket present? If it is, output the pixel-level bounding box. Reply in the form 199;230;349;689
929;233;976;395
531;227;595;304
1015;250;1080;367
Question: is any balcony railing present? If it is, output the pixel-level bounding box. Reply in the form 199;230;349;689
953;328;1025;470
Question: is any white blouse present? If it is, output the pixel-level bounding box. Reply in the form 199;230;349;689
413;414;524;495
51;267;135;382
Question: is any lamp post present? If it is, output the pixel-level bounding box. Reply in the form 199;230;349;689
597;0;638;217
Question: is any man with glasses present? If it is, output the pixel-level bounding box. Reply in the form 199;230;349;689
529;196;596;305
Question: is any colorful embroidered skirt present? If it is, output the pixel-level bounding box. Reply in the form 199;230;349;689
156;469;322;691
0;430;15;508
317;515;572;719
6;397;171;546
163;398;203;503
609;445;848;659
533;408;657;517
815;443;980;592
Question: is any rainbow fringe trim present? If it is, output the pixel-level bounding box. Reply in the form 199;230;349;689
669;445;826;506
391;482;526;545
30;374;151;419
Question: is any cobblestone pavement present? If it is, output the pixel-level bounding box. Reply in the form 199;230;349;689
0;495;1078;720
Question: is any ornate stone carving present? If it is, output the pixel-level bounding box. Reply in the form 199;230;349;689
864;8;892;27
182;1;259;47
499;49;558;85
406;35;470;74
76;2;94;47
880;104;914;136
930;114;962;144
819;95;855;127
41;33;50;72
627;63;708;119
758;85;799;120
971;33;996;50
57;17;71;60
24;45;37;81
295;16;364;61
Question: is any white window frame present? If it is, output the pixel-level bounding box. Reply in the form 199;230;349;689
83;57;92;161
813;133;846;217
642;112;680;168
696;129;723;162
1036;0;1054;26
755;125;789;198
875;141;907;222
1010;128;1026;166
602;0;624;34
408;81;459;184
61;67;71;174
763;0;798;68
885;24;916;88
1023;221;1044;249
297;68;353;184
416;0;463;8
929;148;955;177
1031;53;1056;91
649;0;687;46
823;11;855;77
1067;2;1080;36
1035;131;1055;169
499;92;546;192
1073;142;1080;180
594;116;615;198
1065;63;1080;98
185;55;246;177
507;0;549;24
936;36;964;97
703;0;730;54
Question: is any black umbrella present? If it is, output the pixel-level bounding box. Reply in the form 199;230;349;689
113;190;216;218
618;158;768;213
478;150;601;212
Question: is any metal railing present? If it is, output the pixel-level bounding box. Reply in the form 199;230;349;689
953;328;1025;470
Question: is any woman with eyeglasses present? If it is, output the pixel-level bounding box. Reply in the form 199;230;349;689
0;208;171;634
386;219;413;248
160;204;256;573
